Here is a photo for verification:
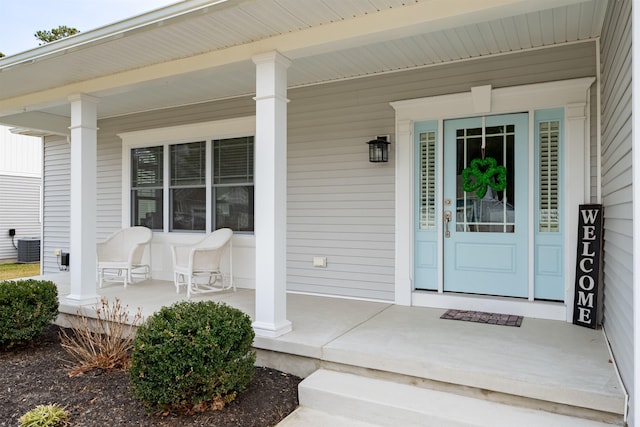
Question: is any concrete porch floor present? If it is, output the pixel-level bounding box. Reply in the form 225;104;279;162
44;273;626;423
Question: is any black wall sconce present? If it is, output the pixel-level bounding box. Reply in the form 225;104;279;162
367;135;390;163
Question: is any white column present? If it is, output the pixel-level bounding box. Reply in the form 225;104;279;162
62;94;100;306
252;51;292;337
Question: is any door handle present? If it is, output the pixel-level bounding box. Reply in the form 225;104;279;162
444;210;452;238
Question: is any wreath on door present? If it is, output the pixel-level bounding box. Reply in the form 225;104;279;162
461;157;507;198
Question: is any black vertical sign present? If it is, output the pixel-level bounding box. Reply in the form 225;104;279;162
573;204;603;329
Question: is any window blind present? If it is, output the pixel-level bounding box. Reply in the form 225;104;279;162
539;120;560;232
419;131;436;230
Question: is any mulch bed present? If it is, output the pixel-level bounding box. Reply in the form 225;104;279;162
0;325;301;426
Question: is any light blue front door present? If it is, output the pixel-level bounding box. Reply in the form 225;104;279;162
442;114;529;297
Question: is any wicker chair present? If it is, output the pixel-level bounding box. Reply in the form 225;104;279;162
171;228;234;299
96;226;152;288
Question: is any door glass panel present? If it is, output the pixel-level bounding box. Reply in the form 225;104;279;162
455;123;515;233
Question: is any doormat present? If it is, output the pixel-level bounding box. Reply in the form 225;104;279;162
440;309;523;327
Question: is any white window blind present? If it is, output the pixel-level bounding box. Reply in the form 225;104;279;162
213;137;253;184
419;131;436;230
171;141;206;186
539;120;560;232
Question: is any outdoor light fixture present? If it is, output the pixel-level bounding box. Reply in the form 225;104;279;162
367;136;390;163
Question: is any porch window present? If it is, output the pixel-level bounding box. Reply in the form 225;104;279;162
170;141;206;231
131;146;164;230
213;137;254;232
130;134;254;233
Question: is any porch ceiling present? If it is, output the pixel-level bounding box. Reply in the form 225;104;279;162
0;0;606;132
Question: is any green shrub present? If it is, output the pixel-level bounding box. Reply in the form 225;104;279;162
129;300;255;415
0;279;58;348
18;404;69;427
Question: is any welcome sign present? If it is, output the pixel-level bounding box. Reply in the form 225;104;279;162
573;204;604;329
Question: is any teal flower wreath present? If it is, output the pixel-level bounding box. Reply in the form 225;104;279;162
461;157;507;198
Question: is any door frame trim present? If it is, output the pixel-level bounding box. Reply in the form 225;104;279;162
391;77;595;321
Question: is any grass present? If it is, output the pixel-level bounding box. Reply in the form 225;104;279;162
0;263;40;280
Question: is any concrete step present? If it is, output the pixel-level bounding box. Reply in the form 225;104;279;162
279;369;620;427
277;407;380;427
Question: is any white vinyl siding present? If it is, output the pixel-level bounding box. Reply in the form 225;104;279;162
0;127;41;262
97;129;124;241
0;175;41;261
0;126;41;177
286;89;395;300
42;130;123;273
600;0;633;422
41;137;70;273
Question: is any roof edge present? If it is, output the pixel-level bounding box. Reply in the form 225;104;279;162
0;0;242;71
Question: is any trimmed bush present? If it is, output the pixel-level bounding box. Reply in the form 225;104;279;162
129;300;255;414
0;279;59;348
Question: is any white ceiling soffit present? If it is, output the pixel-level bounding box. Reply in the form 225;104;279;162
0;0;606;121
289;0;606;86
